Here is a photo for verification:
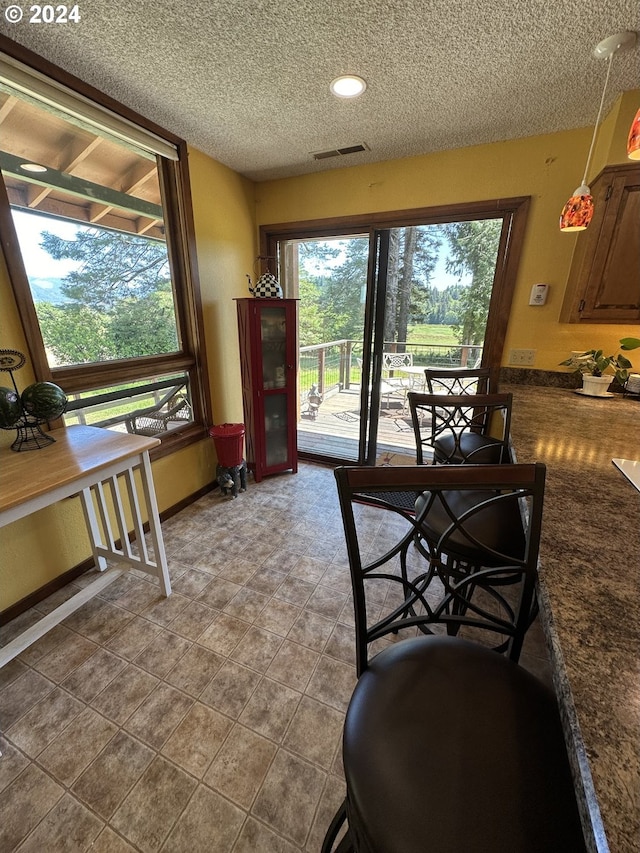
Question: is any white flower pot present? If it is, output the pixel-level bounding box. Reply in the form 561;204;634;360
582;375;612;396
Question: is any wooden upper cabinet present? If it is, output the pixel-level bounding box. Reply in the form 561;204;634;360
561;163;640;323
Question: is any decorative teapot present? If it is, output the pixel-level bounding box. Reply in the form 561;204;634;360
247;272;282;298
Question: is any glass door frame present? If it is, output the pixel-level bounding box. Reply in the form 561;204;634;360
261;196;531;465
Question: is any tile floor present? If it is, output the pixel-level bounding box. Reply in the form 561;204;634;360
0;462;553;852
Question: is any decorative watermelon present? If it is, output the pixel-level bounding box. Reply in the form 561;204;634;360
21;381;67;421
0;386;21;429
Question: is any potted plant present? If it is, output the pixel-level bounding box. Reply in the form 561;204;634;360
560;338;638;396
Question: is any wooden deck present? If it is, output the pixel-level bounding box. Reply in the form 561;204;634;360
296;386;417;461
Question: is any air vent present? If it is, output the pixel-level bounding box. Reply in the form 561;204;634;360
312;143;369;160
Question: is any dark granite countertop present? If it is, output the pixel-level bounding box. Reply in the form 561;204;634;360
505;384;640;853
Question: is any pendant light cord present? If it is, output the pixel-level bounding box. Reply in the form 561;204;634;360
581;54;614;187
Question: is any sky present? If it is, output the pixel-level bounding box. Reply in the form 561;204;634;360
11;209;82;288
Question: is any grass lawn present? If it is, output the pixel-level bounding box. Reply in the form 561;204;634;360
407;324;458;346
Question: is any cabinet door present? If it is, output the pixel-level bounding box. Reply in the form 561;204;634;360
562;164;640;323
259;303;296;473
236;298;298;482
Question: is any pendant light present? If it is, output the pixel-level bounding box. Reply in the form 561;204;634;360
560;31;637;232
628;108;640;160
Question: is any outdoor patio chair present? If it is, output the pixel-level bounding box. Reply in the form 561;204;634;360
125;387;192;436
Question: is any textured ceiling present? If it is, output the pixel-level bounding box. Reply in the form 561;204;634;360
2;0;640;182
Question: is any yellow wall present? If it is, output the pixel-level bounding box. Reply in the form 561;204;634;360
1;90;638;611
254;90;640;371
0;148;257;610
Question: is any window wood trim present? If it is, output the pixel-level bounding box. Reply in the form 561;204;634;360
0;35;212;449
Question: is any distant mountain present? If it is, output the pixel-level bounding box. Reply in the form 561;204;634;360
29;278;70;305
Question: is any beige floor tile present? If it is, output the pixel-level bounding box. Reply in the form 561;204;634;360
204;723;277;809
262;548;305;574
251;748;326;847
0;669;54;729
253;598;301;636
16;792;103;852
90;826;138;853
196;578;243;611
0;657;28;690
232;817;301;852
305;585;347;621
286;610;334;652
170;568;214;597
71;730;154;819
113;580;162;614
239;677;301;742
17;624;74;666
244;565;287;596
215;557;262;586
223;588;270;623
140;592;190;626
265;641;320;692
90;664;159;725
162;702;232;777
305;775;347;853
32;633;98;683
6;686;84;758
324;622;357;666
162;783;245;853
38;707;117;786
124;682;194;749
133;629;191;677
0;763;63;851
0;609;41;645
60;647;127;702
111;756;197;852
165;644;225;697
0;736;29;794
283;696;344;770
274;576;315;608
167;600;218;640
200;660;261;719
305;655;357;713
230;626;283;673
198;613;250;656
106;615;162;660
74;601;134;644
289;555;328;584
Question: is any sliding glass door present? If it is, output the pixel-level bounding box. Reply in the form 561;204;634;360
264;198;530;466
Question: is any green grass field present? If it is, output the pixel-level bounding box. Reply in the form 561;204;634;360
407;324;458;346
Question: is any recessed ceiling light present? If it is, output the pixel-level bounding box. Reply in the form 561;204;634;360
19;163;48;173
330;75;367;99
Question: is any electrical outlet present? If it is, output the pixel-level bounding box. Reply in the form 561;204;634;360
509;349;536;366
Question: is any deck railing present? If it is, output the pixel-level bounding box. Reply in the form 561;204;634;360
299;340;483;401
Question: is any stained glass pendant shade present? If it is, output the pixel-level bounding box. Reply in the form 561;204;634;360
560;31;637;232
628;109;640;160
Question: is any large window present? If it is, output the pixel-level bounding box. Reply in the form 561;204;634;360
0;43;210;451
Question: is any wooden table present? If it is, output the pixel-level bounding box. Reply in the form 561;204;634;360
0;425;171;666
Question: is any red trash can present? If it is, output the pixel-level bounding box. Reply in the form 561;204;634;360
208;423;245;467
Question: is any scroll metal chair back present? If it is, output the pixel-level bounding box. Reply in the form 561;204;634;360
424;365;492;395
335;462;543;674
322;462;586;853
408;390;512;464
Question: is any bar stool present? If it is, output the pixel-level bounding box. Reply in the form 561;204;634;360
424;365;493;395
408;391;512;464
321;463;586;853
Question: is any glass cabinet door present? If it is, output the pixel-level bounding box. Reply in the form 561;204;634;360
260;306;287;390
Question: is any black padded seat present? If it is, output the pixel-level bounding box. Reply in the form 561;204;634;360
415;488;526;565
343;636;586;853
434;431;505;464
